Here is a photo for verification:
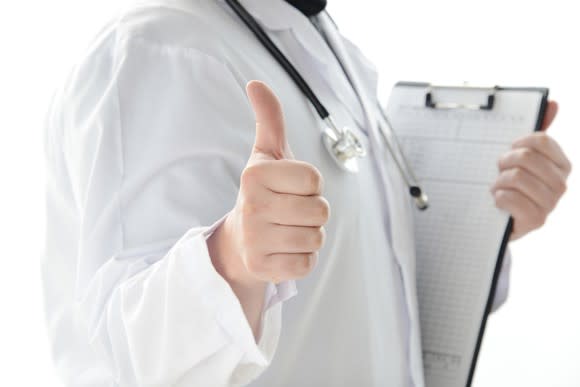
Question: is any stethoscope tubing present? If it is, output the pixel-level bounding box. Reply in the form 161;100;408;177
224;0;428;209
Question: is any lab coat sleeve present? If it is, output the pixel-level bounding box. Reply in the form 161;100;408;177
61;35;295;386
490;249;511;312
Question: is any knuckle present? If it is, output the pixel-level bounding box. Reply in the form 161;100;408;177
304;164;323;193
292;253;316;278
541;133;553;144
315;196;331;224
547;196;559;211
567;159;573;173
245;255;266;275
494;190;510;207
510;168;525;181
311;227;326;250
240;195;272;220
240;196;260;218
497;153;511;170
240;164;262;188
564;158;573;175
497;156;504;170
519;148;534;163
542;190;558;210
554;179;567;196
293;256;310;278
537;134;551;148
531;213;546;229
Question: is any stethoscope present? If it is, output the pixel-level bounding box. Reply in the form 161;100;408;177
225;0;429;210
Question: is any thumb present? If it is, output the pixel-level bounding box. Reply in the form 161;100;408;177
540;100;558;131
246;80;293;160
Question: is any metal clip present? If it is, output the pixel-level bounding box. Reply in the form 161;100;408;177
425;84;498;110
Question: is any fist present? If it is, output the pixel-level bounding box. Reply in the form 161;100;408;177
219;81;330;284
492;101;571;240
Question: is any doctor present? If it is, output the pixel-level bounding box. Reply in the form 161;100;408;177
42;0;571;386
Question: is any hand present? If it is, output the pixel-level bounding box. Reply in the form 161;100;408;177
210;81;330;286
492;101;572;240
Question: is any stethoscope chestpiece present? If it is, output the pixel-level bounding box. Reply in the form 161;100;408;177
322;117;366;173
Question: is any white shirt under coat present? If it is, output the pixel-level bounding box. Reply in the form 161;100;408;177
42;0;510;386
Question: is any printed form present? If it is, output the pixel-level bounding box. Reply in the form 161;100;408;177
386;84;546;387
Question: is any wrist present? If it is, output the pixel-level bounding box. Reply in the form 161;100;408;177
207;214;264;289
207;214;269;341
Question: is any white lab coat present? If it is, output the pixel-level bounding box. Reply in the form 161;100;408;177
42;0;510;386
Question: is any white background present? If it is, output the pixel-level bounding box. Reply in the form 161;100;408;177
0;0;577;386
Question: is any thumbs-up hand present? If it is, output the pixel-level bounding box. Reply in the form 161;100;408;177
209;81;330;287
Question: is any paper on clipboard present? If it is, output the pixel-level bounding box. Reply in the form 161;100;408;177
385;83;549;387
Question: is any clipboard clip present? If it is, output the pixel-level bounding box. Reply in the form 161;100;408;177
425;84;499;110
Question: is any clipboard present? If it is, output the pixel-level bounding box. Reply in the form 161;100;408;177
385;82;549;387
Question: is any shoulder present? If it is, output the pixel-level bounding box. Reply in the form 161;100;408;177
64;0;237;90
56;0;244;125
114;0;236;60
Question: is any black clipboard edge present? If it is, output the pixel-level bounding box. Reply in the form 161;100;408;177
393;82;550;387
394;82;550;99
465;86;549;387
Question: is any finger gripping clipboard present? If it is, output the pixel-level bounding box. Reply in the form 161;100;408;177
385;82;549;387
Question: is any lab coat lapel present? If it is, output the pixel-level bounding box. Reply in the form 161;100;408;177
322;13;425;385
240;0;367;129
339;36;379;104
380;139;425;386
374;107;424;384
